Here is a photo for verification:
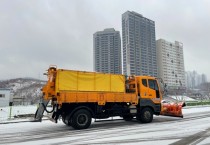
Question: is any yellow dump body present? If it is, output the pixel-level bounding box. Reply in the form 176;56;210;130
55;69;125;93
43;68;138;105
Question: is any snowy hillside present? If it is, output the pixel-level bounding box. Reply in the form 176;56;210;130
0;78;46;104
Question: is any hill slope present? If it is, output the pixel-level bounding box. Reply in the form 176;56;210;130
0;78;46;104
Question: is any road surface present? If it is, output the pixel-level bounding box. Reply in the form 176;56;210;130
0;107;210;145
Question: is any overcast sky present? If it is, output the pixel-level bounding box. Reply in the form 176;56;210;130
0;0;210;81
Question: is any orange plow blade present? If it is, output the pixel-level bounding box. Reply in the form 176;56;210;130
160;101;185;118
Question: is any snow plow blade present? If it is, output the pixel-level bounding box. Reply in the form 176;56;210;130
160;102;185;118
34;100;49;122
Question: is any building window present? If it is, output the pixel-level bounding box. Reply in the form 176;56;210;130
0;94;5;98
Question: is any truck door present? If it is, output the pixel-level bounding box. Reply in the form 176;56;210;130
148;79;160;101
139;78;148;98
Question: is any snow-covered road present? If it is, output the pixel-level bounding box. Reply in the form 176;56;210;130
1;107;210;145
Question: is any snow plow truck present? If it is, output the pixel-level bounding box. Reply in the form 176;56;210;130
35;65;184;129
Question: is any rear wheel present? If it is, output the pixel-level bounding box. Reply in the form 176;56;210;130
137;108;153;123
72;109;91;130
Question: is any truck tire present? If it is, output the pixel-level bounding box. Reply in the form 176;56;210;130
137;108;153;123
72;109;91;130
123;115;133;121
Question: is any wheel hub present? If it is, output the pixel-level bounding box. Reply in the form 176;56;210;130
144;111;151;120
77;114;88;125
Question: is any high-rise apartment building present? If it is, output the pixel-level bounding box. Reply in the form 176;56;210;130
156;39;186;89
93;28;121;74
122;11;157;76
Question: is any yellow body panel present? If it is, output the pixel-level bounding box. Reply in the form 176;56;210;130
58;91;138;105
55;69;125;93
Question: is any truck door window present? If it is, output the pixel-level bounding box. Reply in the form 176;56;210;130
149;80;154;90
142;79;147;87
148;79;160;98
148;80;158;91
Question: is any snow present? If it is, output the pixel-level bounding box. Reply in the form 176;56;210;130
170;95;196;101
198;137;210;145
182;106;210;114
0;106;210;145
0;105;37;122
1;105;208;122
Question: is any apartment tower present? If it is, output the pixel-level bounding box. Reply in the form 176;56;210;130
122;11;157;76
93;28;121;74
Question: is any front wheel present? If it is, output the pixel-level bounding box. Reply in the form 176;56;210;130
137;108;153;123
72;109;92;130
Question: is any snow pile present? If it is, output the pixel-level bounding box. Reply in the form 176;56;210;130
170;95;196;101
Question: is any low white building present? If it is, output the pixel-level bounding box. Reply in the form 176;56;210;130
0;88;11;107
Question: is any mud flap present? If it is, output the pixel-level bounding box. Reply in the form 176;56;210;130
34;100;50;122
